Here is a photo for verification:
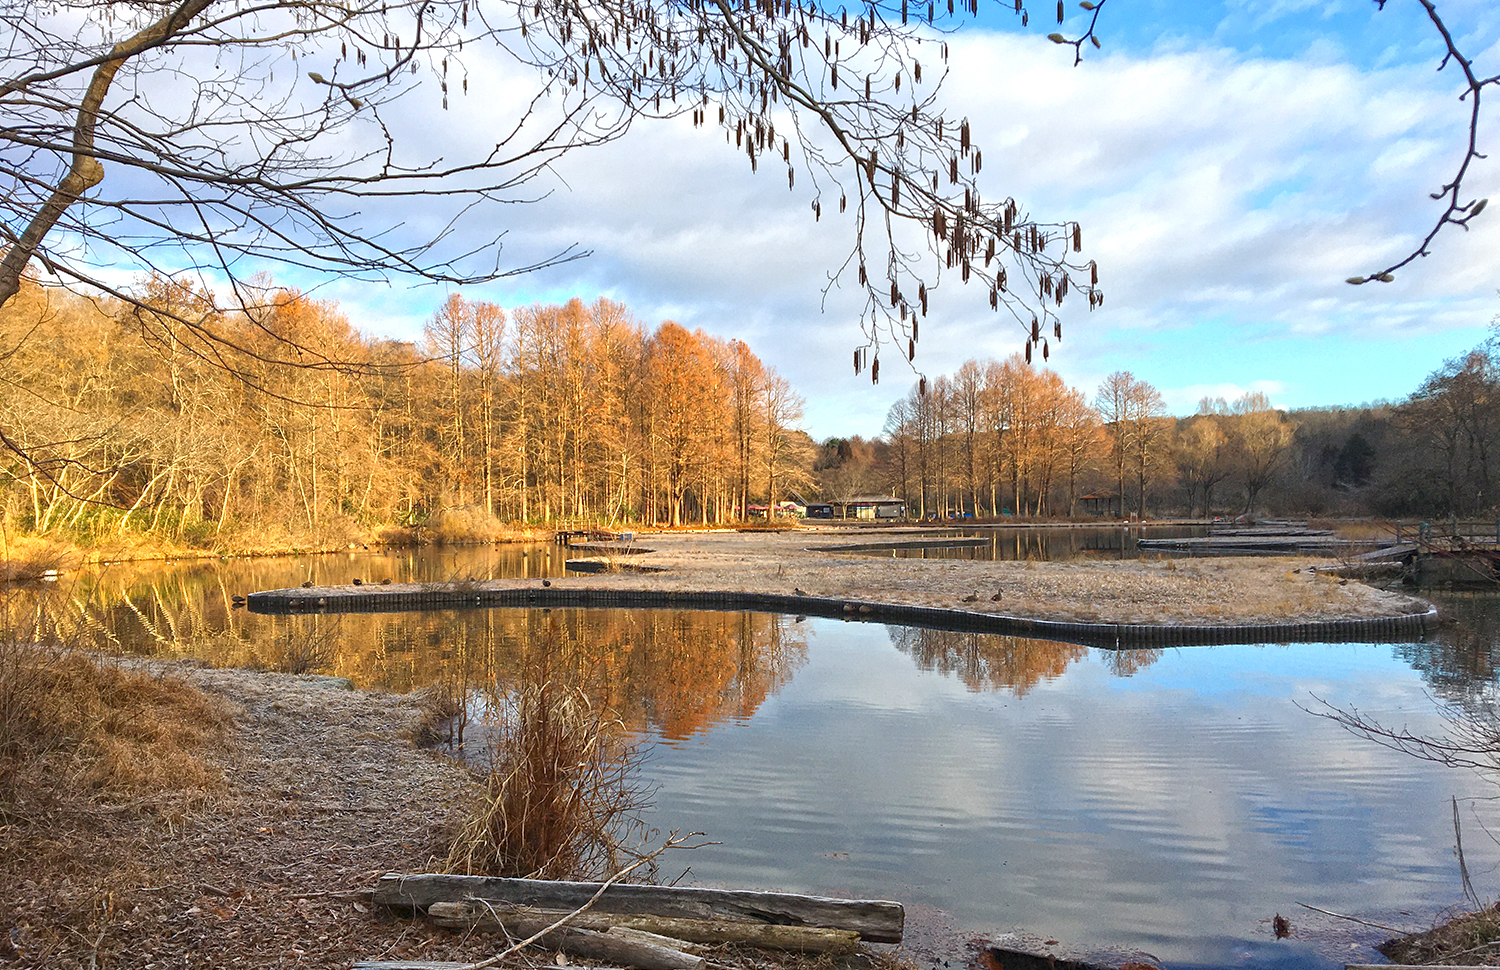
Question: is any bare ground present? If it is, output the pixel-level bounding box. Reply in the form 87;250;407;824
552;529;1428;625
1;659;488;969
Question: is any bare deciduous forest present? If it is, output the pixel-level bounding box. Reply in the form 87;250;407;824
0;279;812;549
3;274;1497;553
826;337;1500;524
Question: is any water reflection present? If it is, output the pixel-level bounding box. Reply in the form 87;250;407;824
888;627;1090;694
18;559;809;741
1396;592;1500;706
10;548;1500;967
859;525;1205;561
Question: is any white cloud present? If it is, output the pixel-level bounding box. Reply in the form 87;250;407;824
1160;380;1289;414
302;19;1500;438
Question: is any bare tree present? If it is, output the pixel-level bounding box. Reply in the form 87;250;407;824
1;0;1104;378
1095;370;1164;517
1227;393;1296;514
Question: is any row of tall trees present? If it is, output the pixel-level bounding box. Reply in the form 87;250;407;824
0;280;811;545
860;362;1305;518
855;336;1500;520
881;356;1103;519
420;294;813;528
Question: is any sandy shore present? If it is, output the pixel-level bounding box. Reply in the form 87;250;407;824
550;528;1428;626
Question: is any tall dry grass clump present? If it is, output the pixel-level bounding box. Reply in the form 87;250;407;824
445;681;654;881
0;639;232;803
428;504;506;544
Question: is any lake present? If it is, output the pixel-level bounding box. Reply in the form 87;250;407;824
20;530;1500;969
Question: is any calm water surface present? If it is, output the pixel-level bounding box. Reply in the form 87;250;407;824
845;524;1206;560
25;534;1500;969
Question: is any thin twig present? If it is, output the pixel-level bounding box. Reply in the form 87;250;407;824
453;832;695;970
1456;795;1480;908
1295;901;1411;934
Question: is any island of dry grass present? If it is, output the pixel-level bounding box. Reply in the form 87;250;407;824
543;529;1428;626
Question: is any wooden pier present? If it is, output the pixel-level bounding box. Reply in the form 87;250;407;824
1394;521;1500;585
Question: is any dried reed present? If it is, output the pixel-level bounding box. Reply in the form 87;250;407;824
411;679;470;748
253;622;340;675
445;680;654;881
1;641;231;801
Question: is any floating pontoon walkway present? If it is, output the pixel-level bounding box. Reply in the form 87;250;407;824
245;581;1438;649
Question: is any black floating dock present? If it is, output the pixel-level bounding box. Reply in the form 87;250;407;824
245;584;1439;650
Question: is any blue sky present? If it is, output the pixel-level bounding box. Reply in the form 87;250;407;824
293;0;1499;439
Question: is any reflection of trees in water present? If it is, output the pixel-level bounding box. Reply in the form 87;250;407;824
21;566;810;740
1102;648;1163;678
889;627;1165;691
887;626;1088;695
1395;594;1500;707
373;608;810;740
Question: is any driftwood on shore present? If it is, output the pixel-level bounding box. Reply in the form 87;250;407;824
422;904;705;970
424;899;861;954
374;873;905;944
372;872;902;968
354;963;608;970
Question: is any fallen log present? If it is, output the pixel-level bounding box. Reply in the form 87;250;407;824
353;963;609;970
426;902;704;970
374;873;904;943
425;900;614;934
423;900;860;954
613;916;860;954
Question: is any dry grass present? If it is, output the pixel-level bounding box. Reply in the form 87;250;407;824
1380;902;1500;965
410;679;470;747
0;642;231;802
445;680;654;881
428;504;507;544
0;535;80;582
1309;518;1399;541
249;623;340;675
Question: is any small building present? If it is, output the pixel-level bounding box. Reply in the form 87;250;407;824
830;495;907;520
1079;491;1122;517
